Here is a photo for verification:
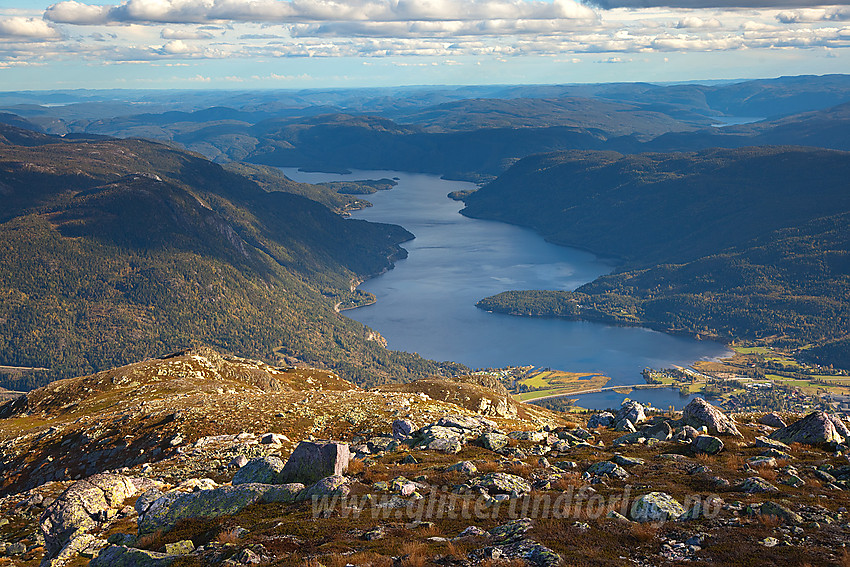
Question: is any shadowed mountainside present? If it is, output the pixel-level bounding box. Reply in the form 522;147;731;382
0;124;466;388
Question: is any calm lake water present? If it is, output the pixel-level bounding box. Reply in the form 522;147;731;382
281;168;730;410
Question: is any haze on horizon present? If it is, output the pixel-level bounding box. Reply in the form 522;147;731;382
0;0;847;90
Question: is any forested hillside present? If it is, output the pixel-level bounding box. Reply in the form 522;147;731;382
0;125;466;389
465;147;850;367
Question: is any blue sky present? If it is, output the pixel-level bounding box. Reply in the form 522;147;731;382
0;0;847;90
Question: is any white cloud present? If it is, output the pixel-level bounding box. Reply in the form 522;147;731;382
44;1;111;25
161;27;214;39
0;17;61;40
776;7;850;23
45;0;596;25
675;16;723;28
160;39;196;53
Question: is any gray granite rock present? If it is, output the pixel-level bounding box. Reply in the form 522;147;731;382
280;441;350;484
682;398;742;437
769;412;845;446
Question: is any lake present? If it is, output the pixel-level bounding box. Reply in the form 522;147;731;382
281;168;730;410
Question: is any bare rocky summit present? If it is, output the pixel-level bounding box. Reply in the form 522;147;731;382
1;350;850;567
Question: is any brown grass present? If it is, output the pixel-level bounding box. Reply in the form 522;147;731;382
629;522;660;543
347;459;365;475
756;513;781;529
757;467;777;481
506;463;532;477
321;554;351;567
551;473;581;491
476;461;501;474
723;454;744;469
445;540;469;560
216;527;243;545
343;552;393;567
400;542;428;567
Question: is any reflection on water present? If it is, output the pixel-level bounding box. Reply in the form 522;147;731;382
281;168;730;410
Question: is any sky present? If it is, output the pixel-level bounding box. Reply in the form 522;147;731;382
0;0;847;90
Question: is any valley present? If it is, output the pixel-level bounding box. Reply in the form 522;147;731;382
0;72;849;567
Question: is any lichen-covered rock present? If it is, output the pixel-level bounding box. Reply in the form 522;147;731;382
447;461;478;475
427;436;463;453
748;456;777;468
90;545;178;567
280;441;350;484
479;518;561;567
479;432;509;452
760;501;803;525
629;492;685;523
435;415;495;436
769;411;845;446
138;483;304;534
612;431;645;446
614;418;637;432
612;455;644;467
232;456;286;485
46;533;108;566
586;461;629;480
736;477;779;493
471;473;531;495
759;413;787;428
489;517;532;542
392;419;416;439
300;475;351;500
691;435;724;455
643;421;673;441
755;436;791;452
674;425;700;443
828;414;850;439
682;398;742;437
615;401;646;426
164;540;195;555
40;474;145;559
588;412;615;428
508;431;547;442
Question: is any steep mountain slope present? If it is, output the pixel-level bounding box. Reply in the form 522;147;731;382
463;147;850;365
0;127;465;388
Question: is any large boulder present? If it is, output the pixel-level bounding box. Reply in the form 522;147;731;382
759;413;787;428
470;473;531;495
280;441;350;484
588;412;615;429
138;483;304;535
300;475;351;500
90;546;178;567
735;477;779;494
691;435;724;455
232;456;286;485
682;398;742;437
615;401;646;426
586;461;629;480
629;492;685;523
479;432;509;452
769;411;845;446
828;414;850;439
643;421;673;442
40;474;150;559
392;419;416;440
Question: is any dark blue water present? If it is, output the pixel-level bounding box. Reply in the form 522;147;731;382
281;168;730;410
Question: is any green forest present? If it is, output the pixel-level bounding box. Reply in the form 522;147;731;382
466;146;850;369
0;126;466;389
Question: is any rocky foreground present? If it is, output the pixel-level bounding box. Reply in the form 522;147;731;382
1;349;850;566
